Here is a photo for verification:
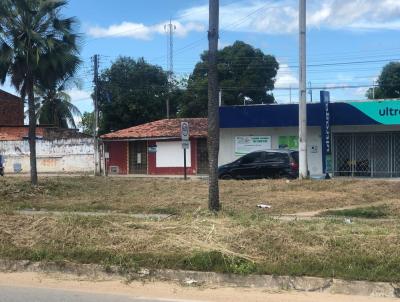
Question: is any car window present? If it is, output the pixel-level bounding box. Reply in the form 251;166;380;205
290;151;299;163
241;152;263;164
265;152;289;164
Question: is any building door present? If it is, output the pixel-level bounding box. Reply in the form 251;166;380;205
197;139;208;174
129;141;147;174
333;132;398;178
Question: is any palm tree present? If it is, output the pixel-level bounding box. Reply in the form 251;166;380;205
35;80;82;129
0;0;80;185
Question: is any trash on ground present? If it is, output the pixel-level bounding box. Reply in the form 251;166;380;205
344;218;352;224
257;204;272;209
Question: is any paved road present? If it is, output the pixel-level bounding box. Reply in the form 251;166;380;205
0;286;195;302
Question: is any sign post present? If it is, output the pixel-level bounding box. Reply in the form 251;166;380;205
181;122;190;180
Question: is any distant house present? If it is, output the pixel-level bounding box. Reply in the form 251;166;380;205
101;118;208;175
0;89;24;126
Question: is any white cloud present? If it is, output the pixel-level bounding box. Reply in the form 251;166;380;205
178;0;400;35
67;88;92;104
275;63;298;88
87;20;205;40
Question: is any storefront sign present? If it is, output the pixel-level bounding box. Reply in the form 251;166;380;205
235;136;271;156
320;91;332;173
349;100;400;125
278;136;299;150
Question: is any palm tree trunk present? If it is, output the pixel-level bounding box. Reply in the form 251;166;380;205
208;0;220;211
27;80;38;185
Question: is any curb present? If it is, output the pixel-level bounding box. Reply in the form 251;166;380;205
0;259;398;298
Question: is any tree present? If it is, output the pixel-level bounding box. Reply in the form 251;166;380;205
79;111;94;135
98;57;170;134
0;0;80;185
208;0;220;212
367;62;400;99
179;41;279;117
35;79;81;129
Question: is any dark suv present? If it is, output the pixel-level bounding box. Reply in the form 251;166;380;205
0;155;4;176
218;150;299;180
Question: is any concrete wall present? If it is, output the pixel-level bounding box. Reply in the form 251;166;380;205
219;127;323;175
0;138;94;173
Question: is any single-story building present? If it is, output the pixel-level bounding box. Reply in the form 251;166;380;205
101;118;208;175
220;92;400;178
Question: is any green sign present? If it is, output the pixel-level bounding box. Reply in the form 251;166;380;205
349;100;400;125
278;136;299;150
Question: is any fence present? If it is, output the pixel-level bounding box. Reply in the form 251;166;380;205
333;132;400;178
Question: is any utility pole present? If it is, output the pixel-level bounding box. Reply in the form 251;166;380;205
208;0;220;212
299;0;308;179
372;80;375;99
93;54;100;176
164;19;176;119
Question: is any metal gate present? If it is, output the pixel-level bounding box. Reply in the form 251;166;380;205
333;132;400;177
196;138;208;175
129;141;148;174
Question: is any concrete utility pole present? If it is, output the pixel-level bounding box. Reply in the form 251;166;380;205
164;19;176;119
299;0;308;179
208;0;220;212
93;54;100;176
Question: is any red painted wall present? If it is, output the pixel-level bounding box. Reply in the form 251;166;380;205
106;141;128;174
148;139;198;175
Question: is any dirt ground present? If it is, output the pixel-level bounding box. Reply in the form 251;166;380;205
0;272;396;302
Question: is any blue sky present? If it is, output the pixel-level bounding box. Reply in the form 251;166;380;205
3;0;400;120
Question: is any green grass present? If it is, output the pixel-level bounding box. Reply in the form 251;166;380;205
321;205;389;219
1;177;400;282
1;213;400;282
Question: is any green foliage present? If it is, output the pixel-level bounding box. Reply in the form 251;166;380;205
0;0;81;98
179;41;279;117
367;62;400;99
321;206;389;219
98;57;170;134
79;111;95;135
34;81;82;128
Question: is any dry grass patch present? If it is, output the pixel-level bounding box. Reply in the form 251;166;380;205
1;177;400;217
1;213;400;281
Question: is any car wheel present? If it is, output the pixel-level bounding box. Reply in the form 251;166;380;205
220;174;233;180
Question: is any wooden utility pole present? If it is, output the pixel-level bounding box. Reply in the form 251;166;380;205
208;0;220;211
299;0;308;179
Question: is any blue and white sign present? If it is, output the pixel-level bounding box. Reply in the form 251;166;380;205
320;91;332;173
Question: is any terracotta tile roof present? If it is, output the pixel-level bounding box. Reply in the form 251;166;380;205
101;118;208;140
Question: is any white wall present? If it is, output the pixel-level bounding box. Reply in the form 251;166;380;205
156;141;191;167
0;138;94;173
219;127;323;175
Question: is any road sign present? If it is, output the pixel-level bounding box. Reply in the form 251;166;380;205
182;140;190;149
181;122;189;141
